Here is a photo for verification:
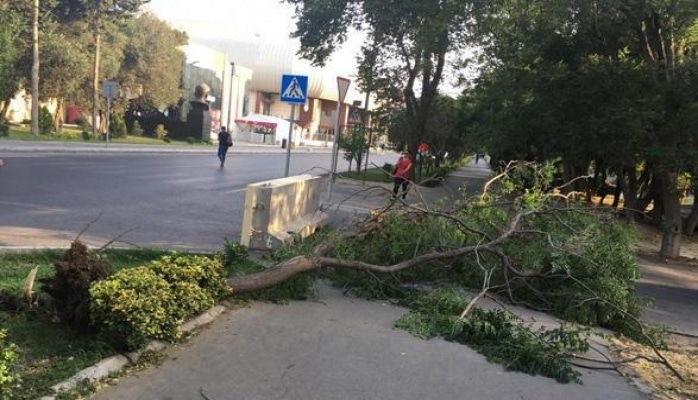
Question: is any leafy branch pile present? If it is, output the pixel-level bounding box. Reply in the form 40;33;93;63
236;161;673;383
395;288;589;383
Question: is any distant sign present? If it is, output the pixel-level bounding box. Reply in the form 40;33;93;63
102;80;118;100
347;106;365;125
280;74;308;104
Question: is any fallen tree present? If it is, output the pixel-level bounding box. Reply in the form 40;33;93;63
224;162;683;382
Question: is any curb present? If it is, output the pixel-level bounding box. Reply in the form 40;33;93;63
38;305;226;400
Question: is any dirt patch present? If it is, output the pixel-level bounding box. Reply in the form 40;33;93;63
618;223;698;399
610;336;698;400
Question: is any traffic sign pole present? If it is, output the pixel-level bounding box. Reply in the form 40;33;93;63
328;77;351;202
279;74;308;178
284;104;296;177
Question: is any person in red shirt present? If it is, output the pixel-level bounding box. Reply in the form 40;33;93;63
392;151;413;199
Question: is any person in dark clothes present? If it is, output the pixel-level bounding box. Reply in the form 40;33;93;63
217;126;232;168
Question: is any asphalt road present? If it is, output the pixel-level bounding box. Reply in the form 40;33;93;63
0;152;393;251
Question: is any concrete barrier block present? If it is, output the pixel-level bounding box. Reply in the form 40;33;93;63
240;175;329;250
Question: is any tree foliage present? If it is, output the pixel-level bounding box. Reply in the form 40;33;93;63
118;12;187;110
0;5;26;118
287;0;474;153
461;0;698;257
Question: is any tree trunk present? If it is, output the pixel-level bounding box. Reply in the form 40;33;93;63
622;166;640;224
54;98;64;132
30;0;39;135
659;170;682;258
92;28;101;138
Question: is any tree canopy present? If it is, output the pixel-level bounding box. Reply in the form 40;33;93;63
287;0;475;154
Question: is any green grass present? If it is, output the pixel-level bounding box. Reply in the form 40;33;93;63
341;167;393;183
1;125;211;147
0;248;183;399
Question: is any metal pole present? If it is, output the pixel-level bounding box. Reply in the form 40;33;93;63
105;98;111;148
284;104;296;177
361;89;371;184
226;63;235;130
327;100;342;201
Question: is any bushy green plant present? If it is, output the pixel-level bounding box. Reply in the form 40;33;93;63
0;122;9;137
144;255;231;301
109;114;127;138
81;131;91;141
0;329;20;398
90;267;178;350
186;136;195;144
90;255;231;350
131;120;143;136
163;137;171;143
154;124;166;140
77;117;90;133
39;106;53;134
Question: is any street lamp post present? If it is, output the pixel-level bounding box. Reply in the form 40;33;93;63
227;62;235;130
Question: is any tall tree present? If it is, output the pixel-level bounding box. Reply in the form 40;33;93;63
52;0;149;136
31;0;40;134
0;5;25;121
287;0;474;154
118;12;187;110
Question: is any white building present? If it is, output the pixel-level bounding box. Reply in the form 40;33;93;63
184;39;372;146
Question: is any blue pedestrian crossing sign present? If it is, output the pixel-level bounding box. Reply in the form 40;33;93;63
280;74;308;104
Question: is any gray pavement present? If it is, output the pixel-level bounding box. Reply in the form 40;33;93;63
91;286;646;400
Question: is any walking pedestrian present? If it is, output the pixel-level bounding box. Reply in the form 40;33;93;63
392;151;413;200
217;126;232;168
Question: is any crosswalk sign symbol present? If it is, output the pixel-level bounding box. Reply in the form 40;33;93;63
280;74;308;104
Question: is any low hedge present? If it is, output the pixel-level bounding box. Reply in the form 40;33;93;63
90;255;231;351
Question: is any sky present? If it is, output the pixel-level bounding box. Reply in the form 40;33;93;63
144;0;363;77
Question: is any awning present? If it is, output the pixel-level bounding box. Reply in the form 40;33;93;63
234;114;280;129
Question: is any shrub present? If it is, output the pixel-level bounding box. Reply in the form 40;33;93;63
131;120;143;136
0;122;9;137
186;136;195;144
154;124;166;140
77;118;90;133
39;106;53;134
40;241;112;332
81;131;91;141
109;114;127;138
144;255;231;301
163;137;171;143
382;163;394;173
90;255;231;350
90;267;178;350
0;329;19;399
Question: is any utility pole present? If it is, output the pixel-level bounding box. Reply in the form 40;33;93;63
30;0;39;135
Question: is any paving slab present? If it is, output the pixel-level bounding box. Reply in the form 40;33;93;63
91;286;645;400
